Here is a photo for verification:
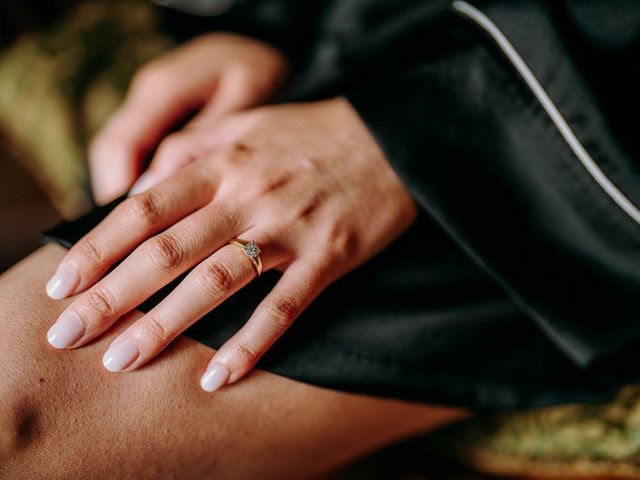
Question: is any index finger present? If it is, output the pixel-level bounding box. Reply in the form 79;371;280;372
46;162;216;300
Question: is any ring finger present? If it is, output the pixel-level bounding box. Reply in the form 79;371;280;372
101;230;284;372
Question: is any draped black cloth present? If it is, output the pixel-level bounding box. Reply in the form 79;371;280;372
45;0;640;411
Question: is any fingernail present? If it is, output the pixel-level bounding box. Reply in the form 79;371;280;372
200;362;230;392
47;311;85;348
128;172;156;196
103;338;140;372
46;264;80;300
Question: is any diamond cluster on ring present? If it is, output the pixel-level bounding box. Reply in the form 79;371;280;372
243;241;261;259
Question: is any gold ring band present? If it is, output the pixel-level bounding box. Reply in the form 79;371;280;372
228;239;262;277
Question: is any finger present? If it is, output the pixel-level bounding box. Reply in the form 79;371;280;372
100;233;283;373
186;68;265;129
127;130;213;196
45;161;217;300
46;202;241;350
127;106;260;197
200;259;326;392
128;71;272;197
89;58;219;204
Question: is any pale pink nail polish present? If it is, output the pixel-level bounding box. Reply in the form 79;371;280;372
200;362;230;392
46;264;80;300
47;311;85;348
128;172;157;196
103;338;140;372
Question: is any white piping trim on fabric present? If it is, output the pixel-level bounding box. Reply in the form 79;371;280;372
452;0;640;225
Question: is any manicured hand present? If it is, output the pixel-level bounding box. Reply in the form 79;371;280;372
46;98;417;392
89;33;289;204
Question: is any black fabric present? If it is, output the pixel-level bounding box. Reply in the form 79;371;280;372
42;200;640;412
42;0;640;410
346;0;640;367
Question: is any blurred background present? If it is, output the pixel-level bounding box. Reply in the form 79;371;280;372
3;1;640;478
0;0;173;270
0;0;74;271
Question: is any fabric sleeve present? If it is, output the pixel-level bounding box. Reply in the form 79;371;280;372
345;1;640;368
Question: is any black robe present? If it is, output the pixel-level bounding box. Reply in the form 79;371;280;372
46;0;640;410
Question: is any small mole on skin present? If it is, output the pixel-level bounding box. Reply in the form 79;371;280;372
39;378;45;383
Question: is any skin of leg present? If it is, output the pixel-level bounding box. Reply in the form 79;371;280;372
0;244;470;479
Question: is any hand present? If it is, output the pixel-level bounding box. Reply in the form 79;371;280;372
45;98;417;392
89;33;289;204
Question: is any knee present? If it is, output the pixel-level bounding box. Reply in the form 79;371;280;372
0;332;49;479
0;298;46;458
0;249;206;477
0;247;72;473
0;380;41;460
0;346;82;479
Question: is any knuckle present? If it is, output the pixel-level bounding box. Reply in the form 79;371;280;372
84;287;116;320
264;296;298;328
229;341;259;369
196;262;235;298
220;142;252;167
255;172;293;198
326;224;359;260
145;234;184;271
140;315;169;346
73;238;104;266
123;191;164;228
294;194;322;222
